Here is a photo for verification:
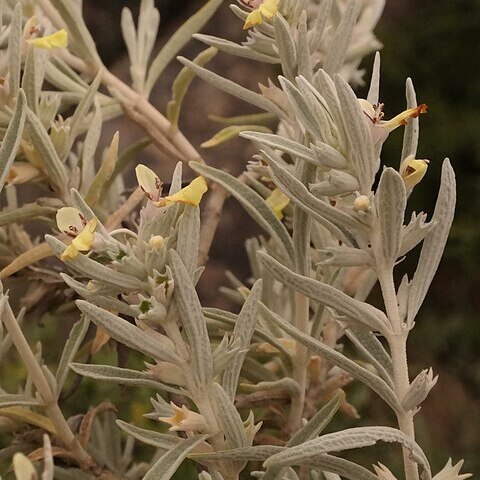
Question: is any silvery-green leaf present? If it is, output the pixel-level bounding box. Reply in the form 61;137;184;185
374;168;406;266
317;246;372;267
366;52;381;105
261;147;363;247
308;0;332;52
311;70;349;153
7;4;21;99
399;212;434;257
310;170;360;197
223;279;262;399
116;420;181;450
143;435;208;480
46;236;143;291
310;142;349;169
45;62;86;95
204;308;292;358
0;203;56;228
265;426;431;480
22;47;40;113
177;206;200;279
295;454;379;480
170;250;212;387
178;58;283;117
295;76;337;146
69;363;182;395
42;364;58;394
81;104;102;193
49;0;101;65
407;159;456;324
259;252;389;333
289;391;344;447
345;329;393;387
194;34;279;64
145;0;224;94
190;162;294;263
75;300;180;363
240;132;319;166
293;161;316;275
334;75;376;194
323;0;361;76
55;317;90;395
60;274;135;316
212;383;248;449
279;77;325;142
25;108;69;197
191;445;283;462
401;77;420;162
0;395;41;408
274;14;297;80
241;378;300;396
167;47;218;127
258;302;400;412
121;7;137;64
0;90;26;193
296;11;312;80
62;73;102;162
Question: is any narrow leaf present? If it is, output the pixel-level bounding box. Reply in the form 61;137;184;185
223;279;262;399
190;162;294;263
0;90;27;193
55;317;90;395
143;435;208;480
407;159;456;323
75;300;180;363
170;250;213;387
146;0;224;93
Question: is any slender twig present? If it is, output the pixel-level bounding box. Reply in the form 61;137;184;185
378;268;419;480
1;302;93;470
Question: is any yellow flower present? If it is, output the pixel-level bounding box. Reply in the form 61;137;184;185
13;453;37;480
358;99;427;147
56;207;98;261
265;188;290;219
244;0;280;29
27;29;68;49
158;402;208;433
164;176;208;206
135;164;208;207
400;155;429;188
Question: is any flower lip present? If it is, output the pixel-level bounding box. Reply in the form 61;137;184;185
56;207;98;260
135;164;208;207
243;0;280;29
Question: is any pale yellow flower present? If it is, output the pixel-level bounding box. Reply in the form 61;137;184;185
400;155;429;188
56;207;98;261
7;163;42;185
27;29;68;49
265;188;290;219
158;402;208;433
13;452;37;480
358;99;428;147
135;164;208;207
243;0;280;29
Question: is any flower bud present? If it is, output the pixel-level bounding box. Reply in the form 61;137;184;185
402;367;438;411
354;195;371;212
400;155;429;187
13;453;37;480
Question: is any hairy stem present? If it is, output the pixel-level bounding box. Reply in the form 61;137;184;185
1;302;93;469
285;292;310;436
378;268;419;480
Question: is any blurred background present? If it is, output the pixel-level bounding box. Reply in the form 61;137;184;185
1;0;478;476
81;0;480;474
